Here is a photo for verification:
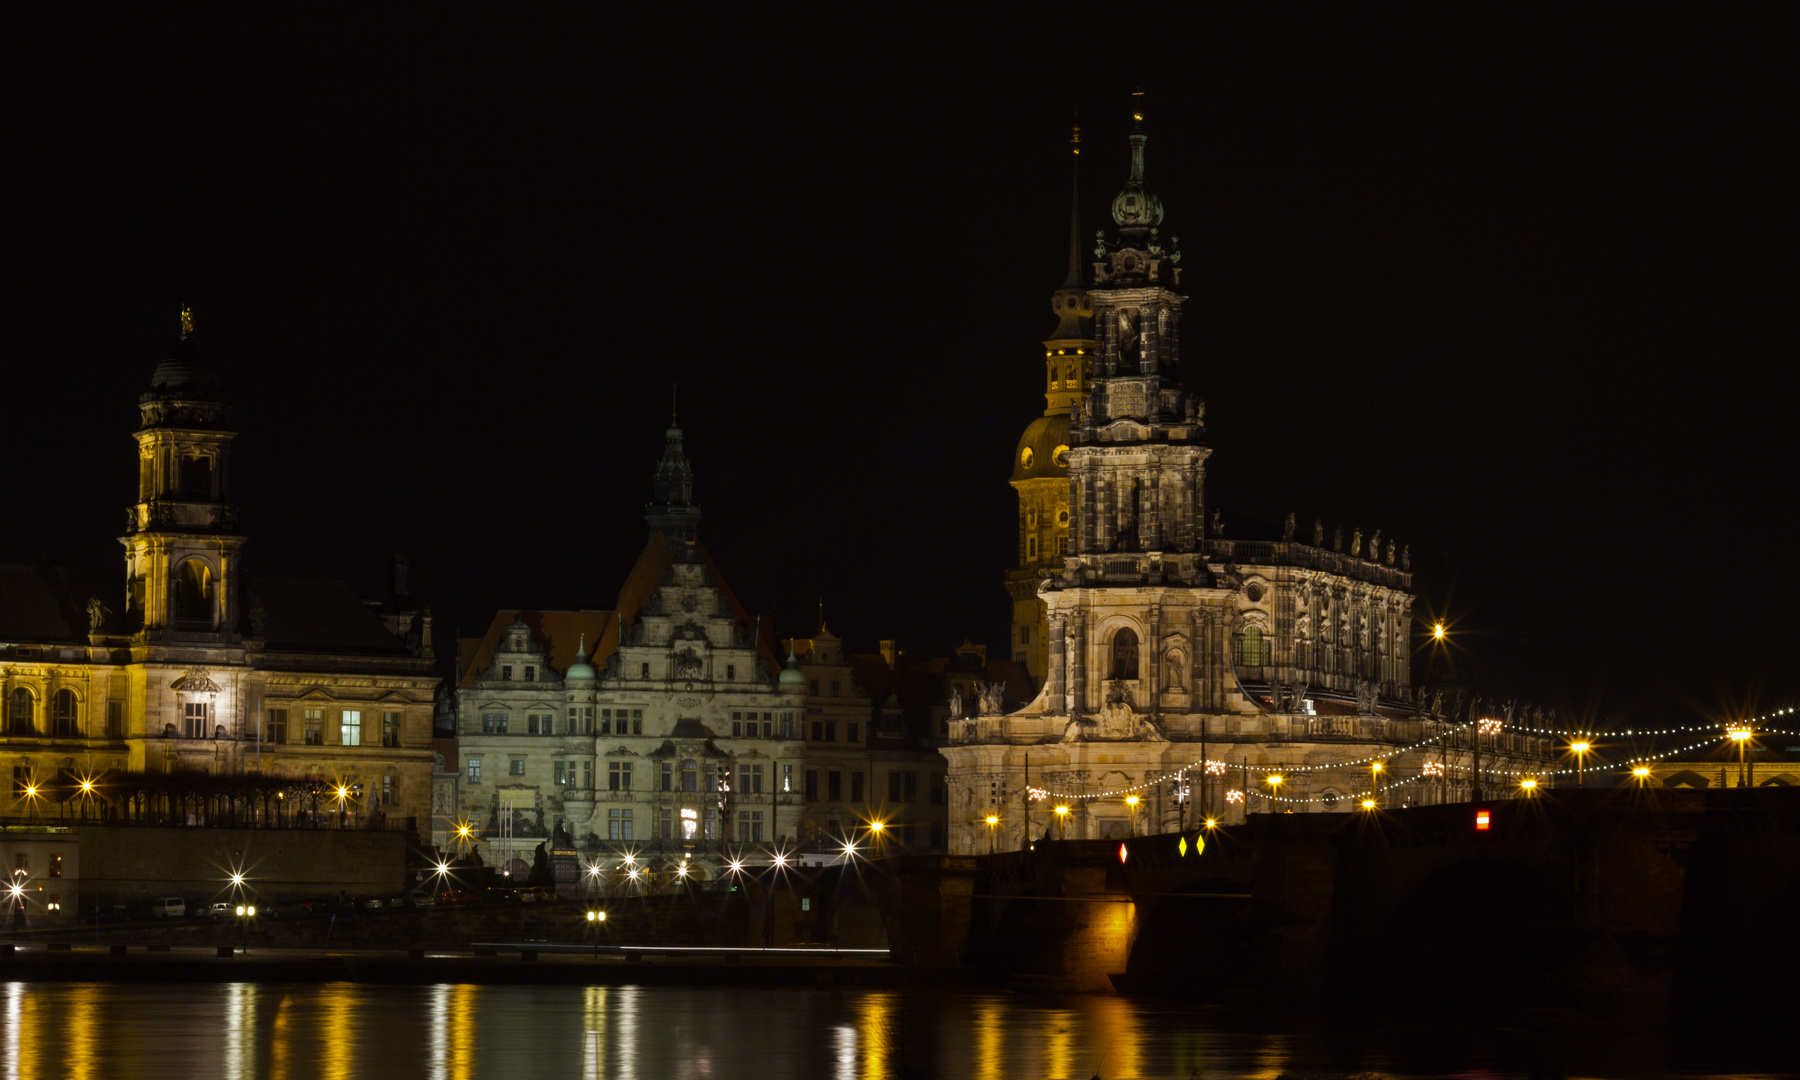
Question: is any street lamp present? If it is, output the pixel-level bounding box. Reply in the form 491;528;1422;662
1728;727;1753;787
1360;798;1376;811
1520;778;1539;795
1433;622;1446;642
1265;775;1284;813
1124;795;1140;837
1369;761;1385;809
984;814;999;855
1570;741;1591;787
1053;805;1069;840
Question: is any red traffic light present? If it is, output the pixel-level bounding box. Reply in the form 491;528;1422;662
1474;808;1491;831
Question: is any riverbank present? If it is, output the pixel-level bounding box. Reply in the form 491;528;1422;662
0;940;967;987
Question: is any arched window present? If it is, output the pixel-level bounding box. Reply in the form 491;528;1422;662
1233;626;1268;667
174;559;212;623
1110;628;1140;681
180;454;212;499
51;689;78;738
7;688;33;735
680;759;698;793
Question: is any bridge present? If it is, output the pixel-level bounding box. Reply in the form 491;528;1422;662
852;787;1800;1025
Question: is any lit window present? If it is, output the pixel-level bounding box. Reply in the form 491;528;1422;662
468;759;482;783
509;758;526;776
184;701;210;739
340;709;362;747
304;708;324;745
382;711;401;747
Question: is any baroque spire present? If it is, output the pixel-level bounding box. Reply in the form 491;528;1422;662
1110;91;1164;236
644;415;702;544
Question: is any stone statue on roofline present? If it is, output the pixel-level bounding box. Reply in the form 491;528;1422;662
1282;512;1296;541
1313;519;1324;546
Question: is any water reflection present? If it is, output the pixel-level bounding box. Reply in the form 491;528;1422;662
0;980;1783;1078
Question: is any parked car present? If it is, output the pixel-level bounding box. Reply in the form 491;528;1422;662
407;893;437;910
204;902;236;920
150;897;186;919
362;896;386;910
436;889;477;908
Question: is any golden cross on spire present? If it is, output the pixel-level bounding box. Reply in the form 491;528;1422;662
179;306;194;337
1071;117;1081;156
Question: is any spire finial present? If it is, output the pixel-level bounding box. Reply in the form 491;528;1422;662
1063;118;1084;290
179;305;194;338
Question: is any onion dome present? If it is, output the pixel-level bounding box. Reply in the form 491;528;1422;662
565;634;597;682
149;307;223;398
1110;99;1164;236
778;647;807;688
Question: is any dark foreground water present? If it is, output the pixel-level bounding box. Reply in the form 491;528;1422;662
1;981;1789;1079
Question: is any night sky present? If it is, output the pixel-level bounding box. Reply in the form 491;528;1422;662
6;11;1793;727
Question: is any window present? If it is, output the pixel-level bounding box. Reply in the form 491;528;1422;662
1110;628;1140;680
468;759;482;783
888;771;903;802
704;808;718;840
51;689;78;738
811;721;823;742
830;680;841;697
805;769;818;802
305;708;324;745
509;758;526;776
340;709;363;747
827;771;842;801
174;559;211;623
501;666;513;681
904;771;918;802
609;761;633;791
632;710;643;735
738;810;764;842
600;709;612;735
782;764;794;792
641;663;650;679
732;719;743;737
381;775;398;806
382;711;401;747
608;808;633;841
527;714;548;735
825;721;836;742
13;852;27;871
680;807;698;840
482;713;509;734
726;664;735;681
780;712;792;738
1233;626;1268;667
107;700;125;738
848;722;859;745
660;809;673;839
180;454;212;498
49;854;62;878
571;706;595;734
184;701;209;739
741;763;764;794
810;680;820;696
582;761;593;788
554;761;567;786
851;771;864;802
661;761;673;791
1027;536;1038;559
681;759;698;792
266;709;288;744
523;666;536;682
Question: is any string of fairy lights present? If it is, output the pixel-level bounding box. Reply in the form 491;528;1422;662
1022;708;1795;806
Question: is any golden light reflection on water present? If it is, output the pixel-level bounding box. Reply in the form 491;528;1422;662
582;986;606;1079
973;994;1005;1080
856;990;894;1078
1089;994;1142;1080
62;983;99;1080
1251;1031;1293;1080
1044;1006;1077;1079
224;983;256;1080
318;982;357;1080
4;982;33;1080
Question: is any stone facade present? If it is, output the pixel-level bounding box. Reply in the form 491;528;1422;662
946;110;1554;854
0;317;439;833
452;422;807;882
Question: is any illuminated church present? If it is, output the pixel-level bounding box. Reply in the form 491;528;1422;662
945;103;1553;853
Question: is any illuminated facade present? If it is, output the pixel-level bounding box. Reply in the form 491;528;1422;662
0;318;440;831
452;421;808;881
946;107;1553;853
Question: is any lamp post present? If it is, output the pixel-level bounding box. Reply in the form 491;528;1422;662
1570;742;1591;787
1124;795;1140;837
1053;805;1069;840
1728;728;1753;787
1369;762;1384;809
1520;778;1538;797
1265;775;1284;813
984;814;999;855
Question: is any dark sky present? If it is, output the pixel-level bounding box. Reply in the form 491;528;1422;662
5;10;1794;728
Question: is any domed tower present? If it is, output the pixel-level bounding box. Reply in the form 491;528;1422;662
644;406;702;545
120;308;248;643
1006;124;1094;681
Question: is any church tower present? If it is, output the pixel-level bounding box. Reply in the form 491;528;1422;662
1007;125;1095;680
643;412;702;544
120;309;247;644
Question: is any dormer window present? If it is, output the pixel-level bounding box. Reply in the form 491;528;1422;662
523;666;536;682
501;665;513;681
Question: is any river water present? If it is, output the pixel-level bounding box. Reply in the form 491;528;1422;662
0;981;1786;1079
